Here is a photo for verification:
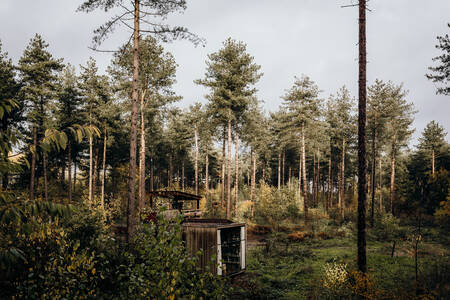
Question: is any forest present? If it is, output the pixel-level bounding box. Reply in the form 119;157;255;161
1;1;449;299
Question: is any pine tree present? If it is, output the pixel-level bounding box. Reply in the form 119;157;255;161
426;23;450;96
79;0;201;242
281;75;321;222
18;34;63;201
418;121;447;175
196;38;262;219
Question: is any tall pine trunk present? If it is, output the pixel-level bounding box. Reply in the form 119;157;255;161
340;138;346;218
234;130;239;216
101;129;107;209
370;127;377;226
390;135;396;214
139;92;146;211
379;157;383;212
226;114;232;219
127;0;140;243
89;135;93;204
327;151;332;213
182;157;185;192
68;142;72;202
93;147;99;197
357;0;367;273
298;150;302;204
251;149;256;217
313;152;316;206
194;128;198;194
282;151;285;186
150;157;153;191
277;152;281;190
301;122;308;222
432;149;435;175
73;161;77;194
30;126;37;201
205;150;209;201
43;153;48;202
221;130;225;206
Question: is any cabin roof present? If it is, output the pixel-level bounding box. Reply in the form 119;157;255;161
147;190;202;201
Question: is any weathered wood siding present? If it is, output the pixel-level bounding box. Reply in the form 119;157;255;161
182;226;218;274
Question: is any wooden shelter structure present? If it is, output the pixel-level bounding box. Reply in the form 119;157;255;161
182;219;246;276
146;190;246;276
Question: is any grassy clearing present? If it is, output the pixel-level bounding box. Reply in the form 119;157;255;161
230;222;450;299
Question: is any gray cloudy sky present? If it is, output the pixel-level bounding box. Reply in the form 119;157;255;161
1;0;449;145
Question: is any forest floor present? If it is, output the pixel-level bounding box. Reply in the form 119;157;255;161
230;219;450;299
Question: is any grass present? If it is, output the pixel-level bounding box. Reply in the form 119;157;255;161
230;221;450;299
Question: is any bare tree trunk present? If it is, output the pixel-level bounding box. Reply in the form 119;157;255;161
370;127;377;226
73;161;77;194
251;149;256;217
30;126;37;201
205;150;209;201
89;135;93;204
93;147;99;197
327;149;331;213
150;157;153;191
139;91;146;211
341;138;346;219
181;156;185;192
169;155;173;187
379;156;383;212
43;153;48;202
194;128;198;194
301;122;308;222
282;151;285;186
298;150;302;204
357;0;367;273
234;130;239;216
221;130;225;206
432;149;435;175
101;129;107;209
226;114;232;219
316;151;320;208
127;0;140;243
313;151;316;207
277;152;281;190
390;136;396;214
68;142;72;202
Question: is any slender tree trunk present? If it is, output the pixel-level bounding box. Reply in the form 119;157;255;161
313;152;316;206
139;91;146;211
68;142;72;202
341;138;346;218
277;152;281;190
288;166;292;188
30;127;37;201
370;127;377;226
169;155;173;187
432;149;435;175
390;136;396;214
282;151;285;186
234;130;239;216
73;161;77;194
181;157;185;192
379;156;383;212
251;149;256;217
150;157;153;191
357;0;367;273
194;128;198;194
205;149;209;201
301;122;308;222
43;153;48;202
127;0;140;243
93;147;99;197
101;129;107;209
226;114;232;219
221;130;226;206
317;152;320;208
89;135;93;204
327;149;331;213
298;150;302;204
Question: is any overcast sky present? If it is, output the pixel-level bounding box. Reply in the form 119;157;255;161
1;0;449;146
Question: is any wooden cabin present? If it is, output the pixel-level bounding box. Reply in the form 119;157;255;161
182;219;246;276
146;191;246;276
